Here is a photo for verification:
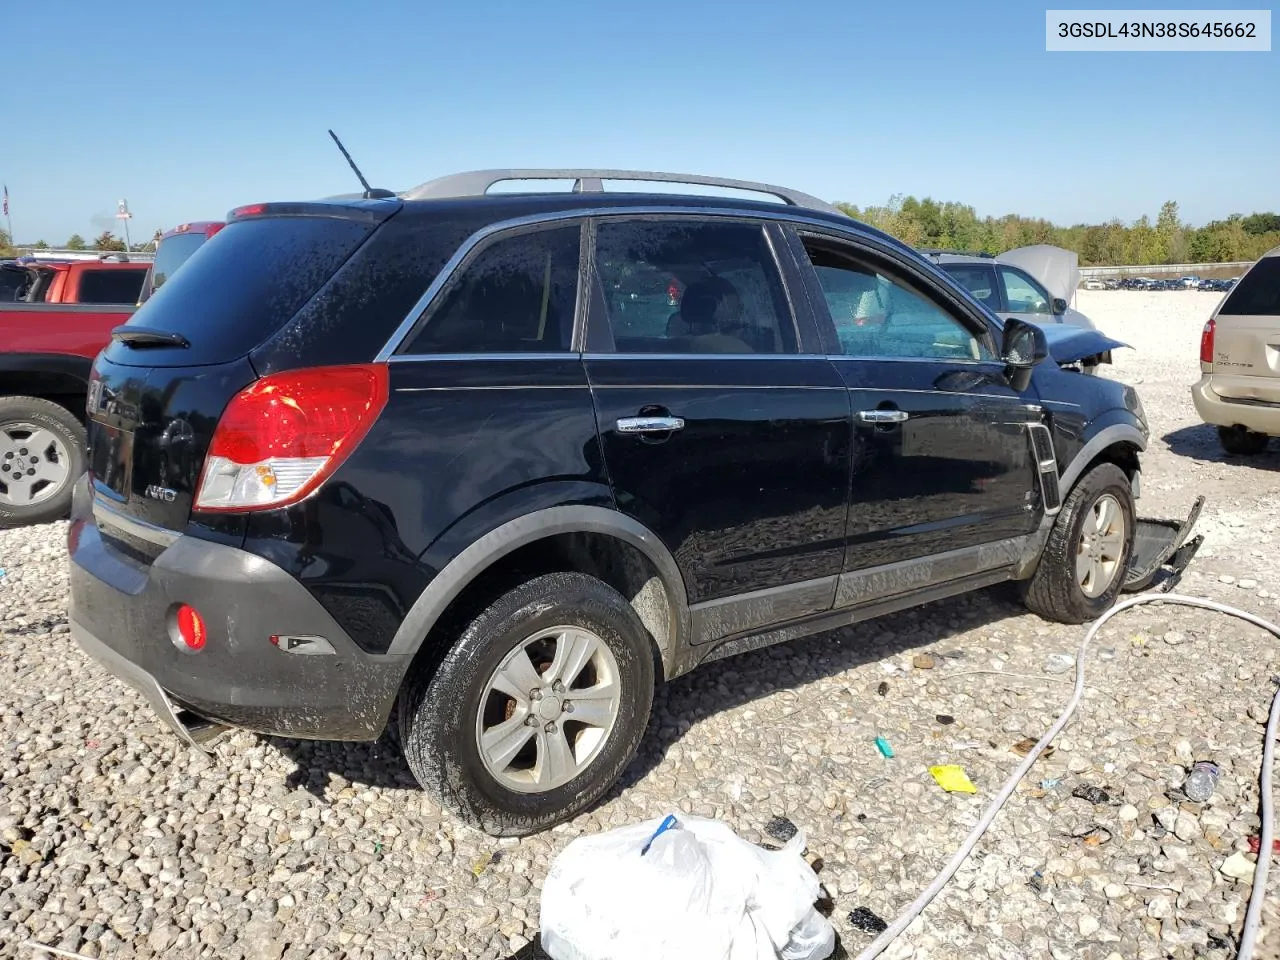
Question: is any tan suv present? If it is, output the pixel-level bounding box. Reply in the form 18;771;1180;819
1193;247;1280;455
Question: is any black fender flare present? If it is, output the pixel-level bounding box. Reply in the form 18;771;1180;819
1058;412;1147;494
387;501;690;679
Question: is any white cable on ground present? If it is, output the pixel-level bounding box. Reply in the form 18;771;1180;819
1239;676;1280;958
854;592;1280;960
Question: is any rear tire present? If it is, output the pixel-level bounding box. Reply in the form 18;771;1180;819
0;396;86;529
1022;463;1135;624
1217;425;1270;456
399;572;655;837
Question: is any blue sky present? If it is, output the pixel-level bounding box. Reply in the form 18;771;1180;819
4;0;1276;243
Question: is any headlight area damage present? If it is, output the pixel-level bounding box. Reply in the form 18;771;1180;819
1040;325;1129;372
1123;495;1205;593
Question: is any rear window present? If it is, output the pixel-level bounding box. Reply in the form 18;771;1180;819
77;268;146;304
0;266;32;302
107;216;373;366
148;233;210;295
1219;257;1280;316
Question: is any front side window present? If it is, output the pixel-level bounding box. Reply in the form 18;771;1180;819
999;266;1051;314
803;241;991;361
402;225;581;354
943;263;999;311
594;218;796;354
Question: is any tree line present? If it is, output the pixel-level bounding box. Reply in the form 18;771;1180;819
5;204;1280;265
0;228;161;256
835;197;1280;266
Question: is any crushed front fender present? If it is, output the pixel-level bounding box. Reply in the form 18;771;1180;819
1123;495;1205;593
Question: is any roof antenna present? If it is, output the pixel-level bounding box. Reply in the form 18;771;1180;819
327;130;395;200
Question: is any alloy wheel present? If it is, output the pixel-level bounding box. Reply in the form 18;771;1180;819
475;625;622;794
0;422;71;508
1076;493;1125;598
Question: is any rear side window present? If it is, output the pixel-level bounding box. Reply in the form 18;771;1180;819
1220;257;1280;315
108;216;373;366
149;233;210;295
76;269;146;304
594;218;796;354
0;267;32;302
401;225;581;354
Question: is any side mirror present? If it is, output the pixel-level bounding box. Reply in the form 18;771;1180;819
1052;297;1068;316
1001;318;1049;392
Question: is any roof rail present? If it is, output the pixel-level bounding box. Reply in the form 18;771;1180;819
400;169;845;216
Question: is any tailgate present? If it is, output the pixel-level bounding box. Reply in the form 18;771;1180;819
1209;313;1280;392
87;355;256;549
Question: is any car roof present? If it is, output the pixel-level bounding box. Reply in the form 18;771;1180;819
260;189;915;263
308;166;914;257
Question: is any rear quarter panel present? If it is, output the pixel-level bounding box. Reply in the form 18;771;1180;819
239;357;611;654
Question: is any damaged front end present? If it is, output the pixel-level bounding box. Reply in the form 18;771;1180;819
1123;496;1205;593
1039;325;1129;374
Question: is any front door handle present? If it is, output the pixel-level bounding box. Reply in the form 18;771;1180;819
857;409;909;424
617;415;686;434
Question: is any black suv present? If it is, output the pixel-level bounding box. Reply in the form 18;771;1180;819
69;169;1162;836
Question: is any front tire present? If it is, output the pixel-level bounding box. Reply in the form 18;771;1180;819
0;396;86;529
1217;425;1270;456
399;572;655;837
1023;463;1135;624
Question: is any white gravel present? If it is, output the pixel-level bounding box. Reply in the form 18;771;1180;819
3;289;1280;960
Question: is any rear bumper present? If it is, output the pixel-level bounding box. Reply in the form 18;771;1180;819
68;480;410;743
1193;375;1280;436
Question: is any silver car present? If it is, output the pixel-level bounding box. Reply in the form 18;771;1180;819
924;247;1098;331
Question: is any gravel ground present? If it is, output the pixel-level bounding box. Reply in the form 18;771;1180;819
3;289;1280;960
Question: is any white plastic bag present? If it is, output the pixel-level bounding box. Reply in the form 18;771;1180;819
539;814;836;960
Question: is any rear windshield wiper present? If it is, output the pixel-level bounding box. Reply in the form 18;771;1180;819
111;326;190;348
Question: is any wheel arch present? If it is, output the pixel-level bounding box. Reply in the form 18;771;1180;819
1015;418;1146;579
386;505;691;689
1;354;94;423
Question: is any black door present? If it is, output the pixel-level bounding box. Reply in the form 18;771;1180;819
584;217;851;640
788;230;1041;575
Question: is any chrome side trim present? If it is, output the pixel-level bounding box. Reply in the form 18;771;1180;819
373;205;924;362
395;384;585;393
835;537;1024;607
92;497;181;547
389;352;576;363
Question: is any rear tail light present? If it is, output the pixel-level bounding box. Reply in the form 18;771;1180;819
194;364;389;513
1200;318;1215;365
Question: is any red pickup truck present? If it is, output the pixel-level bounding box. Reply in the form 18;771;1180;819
1;259;148;526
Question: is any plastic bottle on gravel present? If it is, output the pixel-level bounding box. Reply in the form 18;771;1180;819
1183;762;1221;802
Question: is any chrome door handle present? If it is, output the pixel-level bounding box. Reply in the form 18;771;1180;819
857;409;909;424
616;416;685;434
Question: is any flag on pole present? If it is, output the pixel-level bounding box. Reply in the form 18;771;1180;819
2;186;8;217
